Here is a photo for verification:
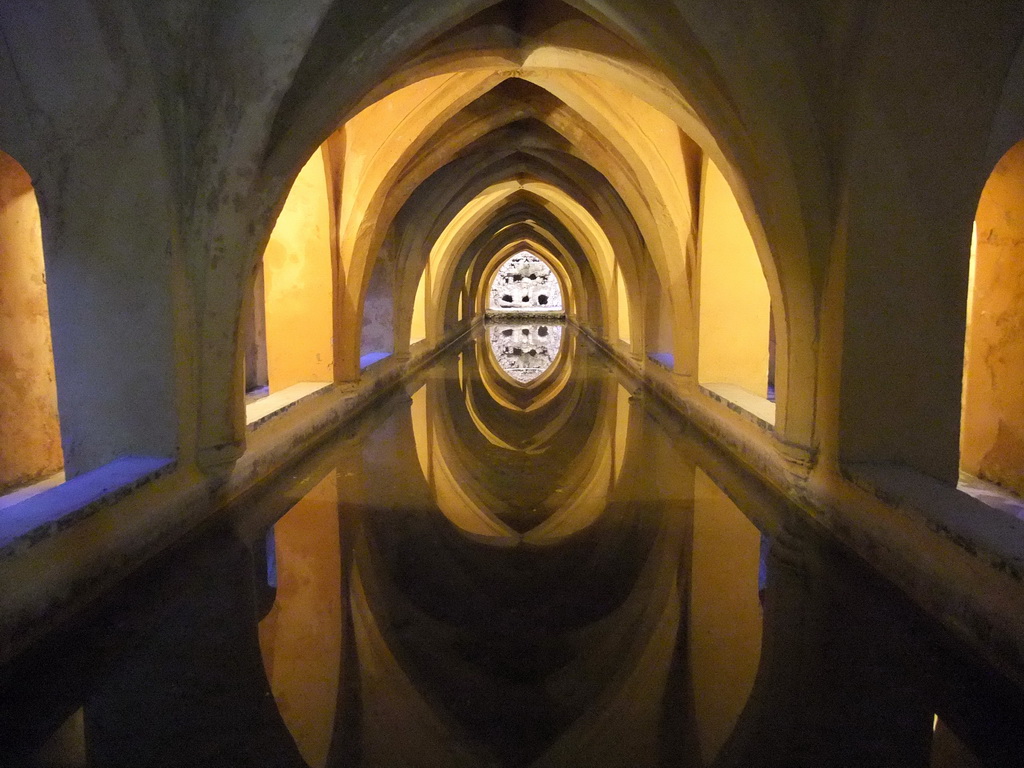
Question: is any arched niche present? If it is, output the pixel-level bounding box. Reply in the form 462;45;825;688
245;146;335;406
644;256;675;369
409;261;430;348
0;149;63;496
358;228;397;369
697;157;774;418
960;137;1024;498
473;229;589;322
486;250;565;314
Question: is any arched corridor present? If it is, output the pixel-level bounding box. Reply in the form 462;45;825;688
1;3;1023;766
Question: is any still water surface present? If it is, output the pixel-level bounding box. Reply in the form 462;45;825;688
14;324;1004;768
256;323;763;767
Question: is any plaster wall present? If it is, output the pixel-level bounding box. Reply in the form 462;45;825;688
644;262;673;358
411;264;428;344
616;264;631;343
697;160;770;396
360;232;396;360
263;148;334;392
3;11;181;475
0;150;62;492
961;140;1024;496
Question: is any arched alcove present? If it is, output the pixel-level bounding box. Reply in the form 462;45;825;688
0;149;63;497
359;229;397;369
246;147;335;405
697;157;774;420
644;259;674;369
960;137;1024;500
409;262;430;348
487;250;564;314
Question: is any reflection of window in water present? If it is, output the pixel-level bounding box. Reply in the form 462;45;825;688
488;251;564;313
489;321;564;383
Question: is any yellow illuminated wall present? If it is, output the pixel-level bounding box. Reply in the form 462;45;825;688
961;139;1024;496
410;264;428;345
0;149;62;492
616;263;631;344
697;160;771;395
645;263;674;360
263;147;334;391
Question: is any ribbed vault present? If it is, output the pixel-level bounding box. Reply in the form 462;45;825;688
180;0;821;464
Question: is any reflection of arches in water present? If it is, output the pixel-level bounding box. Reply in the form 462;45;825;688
351;356;765;767
488;320;563;384
233;336;770;768
488;251;564;313
353;485;674;767
257;470;342;768
411;341;636;545
477;324;577;414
